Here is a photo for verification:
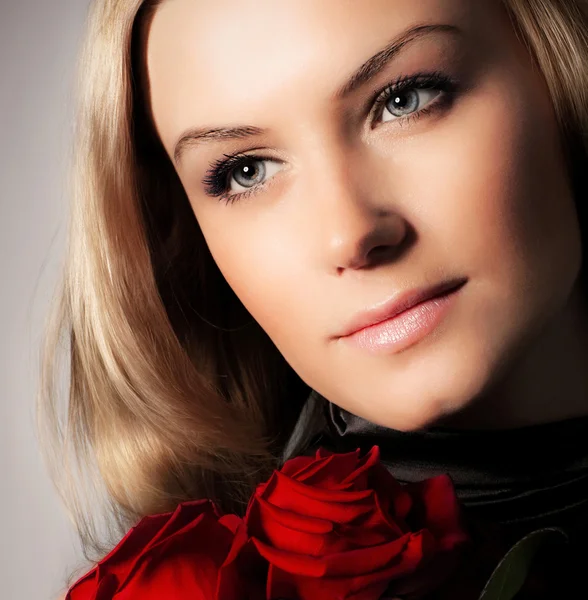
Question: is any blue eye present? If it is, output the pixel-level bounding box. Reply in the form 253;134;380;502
202;71;459;204
232;159;264;188
381;87;442;121
202;153;285;205
226;158;283;194
371;71;459;127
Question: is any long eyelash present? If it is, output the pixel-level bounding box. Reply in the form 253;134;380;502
370;70;459;127
202;153;259;201
204;70;460;204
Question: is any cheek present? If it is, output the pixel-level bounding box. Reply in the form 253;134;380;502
198;210;309;338
401;74;580;302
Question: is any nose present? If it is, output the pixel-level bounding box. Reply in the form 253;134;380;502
310;152;410;275
331;210;409;274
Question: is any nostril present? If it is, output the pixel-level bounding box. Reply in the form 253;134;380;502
367;243;397;265
371;244;390;256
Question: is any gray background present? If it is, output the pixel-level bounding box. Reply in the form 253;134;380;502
1;1;92;598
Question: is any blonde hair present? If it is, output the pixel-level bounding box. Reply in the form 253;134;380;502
36;0;588;581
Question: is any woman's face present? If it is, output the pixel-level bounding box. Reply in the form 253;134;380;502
145;0;582;430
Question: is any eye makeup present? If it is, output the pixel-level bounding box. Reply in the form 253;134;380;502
201;69;460;205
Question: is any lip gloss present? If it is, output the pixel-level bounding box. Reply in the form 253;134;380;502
341;286;462;354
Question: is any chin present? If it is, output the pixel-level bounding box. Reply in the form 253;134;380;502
367;353;498;432
376;395;457;432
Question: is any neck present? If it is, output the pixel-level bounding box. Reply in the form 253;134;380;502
435;278;588;430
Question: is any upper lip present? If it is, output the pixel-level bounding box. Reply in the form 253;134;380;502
336;277;468;338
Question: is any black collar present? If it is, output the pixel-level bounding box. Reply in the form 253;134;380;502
314;399;588;541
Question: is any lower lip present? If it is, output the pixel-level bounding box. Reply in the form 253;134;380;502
341;285;463;354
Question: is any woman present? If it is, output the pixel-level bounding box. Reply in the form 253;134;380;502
40;0;588;598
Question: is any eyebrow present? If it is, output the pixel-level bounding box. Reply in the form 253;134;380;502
173;22;461;165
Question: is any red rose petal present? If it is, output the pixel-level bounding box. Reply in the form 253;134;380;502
65;500;246;600
244;445;470;600
404;475;470;551
252;530;432;578
252;494;335;535
265;470;375;506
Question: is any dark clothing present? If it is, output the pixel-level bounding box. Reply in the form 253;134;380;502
292;394;588;598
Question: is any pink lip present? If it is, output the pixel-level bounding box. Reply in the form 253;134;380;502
337;277;468;339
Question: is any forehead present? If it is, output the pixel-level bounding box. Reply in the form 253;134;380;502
145;0;494;155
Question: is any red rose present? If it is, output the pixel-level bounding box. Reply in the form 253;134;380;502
244;446;470;600
65;499;250;600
